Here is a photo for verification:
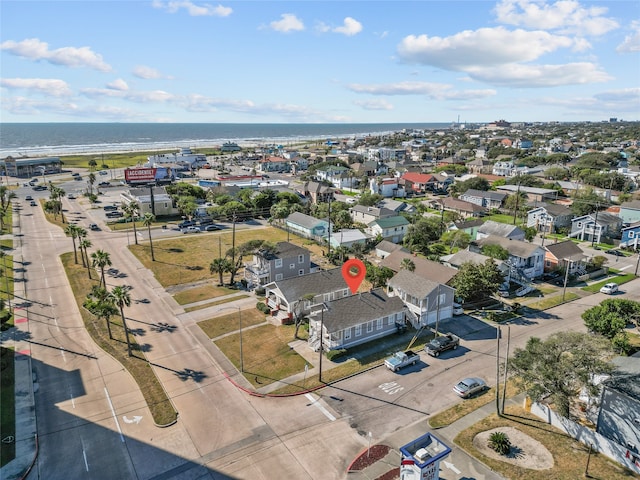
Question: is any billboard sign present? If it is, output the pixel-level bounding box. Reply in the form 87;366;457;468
125;168;157;183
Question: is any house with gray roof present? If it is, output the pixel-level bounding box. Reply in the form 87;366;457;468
527;203;573;234
307;288;407;351
366;216;410;243
329;229;371;249
300;181;333;204
377;198;416;215
459;189;508;209
379;251;458;285
386;270;456;328
449;219;484;241
436;196;487;218
495;185;559;203
543;240;587;275
471;234;545;281
375;240;409;259
264;268;350;324
477;220;525;241
243;241;318;288
350;205;396;225
569;212;622;243
285;212;331;241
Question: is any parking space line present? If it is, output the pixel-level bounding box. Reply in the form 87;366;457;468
304;393;336;421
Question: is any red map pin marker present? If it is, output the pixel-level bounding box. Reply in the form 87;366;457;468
342;258;366;294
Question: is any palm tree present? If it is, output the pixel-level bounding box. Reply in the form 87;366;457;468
64;224;80;263
0;186;16;231
121;202;140;245
88;172;96;195
86;285;116;339
91;249;112;288
141;213;156;261
400;258;416;272
209;257;231;286
109;285;133;357
88;158;97;170
79;238;92;274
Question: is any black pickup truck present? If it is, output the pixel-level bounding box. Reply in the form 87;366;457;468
425;333;460;357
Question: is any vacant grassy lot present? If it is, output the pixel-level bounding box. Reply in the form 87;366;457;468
129;226;324;287
173;284;235;305
62;253;177;426
198;308;267;339
0;346;15;467
214;323;308;388
456;406;637;480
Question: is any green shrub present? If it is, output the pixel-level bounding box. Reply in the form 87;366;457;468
325;349;347;361
255;287;266;296
256;302;269;314
489;431;511;455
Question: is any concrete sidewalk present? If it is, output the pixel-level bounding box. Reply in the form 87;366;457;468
1;204;37;480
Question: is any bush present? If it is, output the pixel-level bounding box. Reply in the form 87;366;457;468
489;431;511;455
256;302;270;314
255;287;266;296
325;349;347;361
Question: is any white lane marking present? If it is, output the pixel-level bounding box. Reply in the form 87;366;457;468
54;318;60;332
59;348;66;361
83;449;89;471
305;393;336;421
619;264;632;271
104;387;125;442
69;391;76;409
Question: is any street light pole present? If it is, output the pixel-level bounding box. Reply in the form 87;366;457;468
562;259;572;301
238;306;243;373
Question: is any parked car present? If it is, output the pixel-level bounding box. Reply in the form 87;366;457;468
182;226;201;234
178;220;197;229
384;350;420;372
73;176;82;181
452;303;463;316
599;283;619;295
453;377;487;398
30;200;37;207
71;172;80;177
103;205;118;211
105;211;123;218
98;182;111;187
32;185;47;191
425;334;460;357
99;170;108;175
25;195;33;200
89;223;100;231
605;249;625;257
68;193;76;199
203;224;220;231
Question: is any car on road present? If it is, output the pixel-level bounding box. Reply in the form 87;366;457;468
99;170;108;175
71;172;80;177
32;185;47;191
182;226;201;234
203;224;220;231
178;220;197;229
98;181;111;187
30;200;37;207
68;193;76;199
599;283;619;295
452;303;463;315
25;195;33;200
453;377;487;398
425;333;460;357
73;176;82;181
89;223;100;231
605;249;625;257
105;211;123;218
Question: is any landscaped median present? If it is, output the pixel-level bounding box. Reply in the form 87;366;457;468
62;253;177;426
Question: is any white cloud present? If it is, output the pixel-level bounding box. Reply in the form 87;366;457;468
353;99;394;111
467;62;612;87
133;65;168;79
333;17;363;36
106;79;129;91
0;78;72;97
151;1;232;17
270;14;304;33
81;86;174;103
0;38;111;72
398;27;576;69
593;87;640;106
347;81;496;100
617;21;640;53
494;0;619;36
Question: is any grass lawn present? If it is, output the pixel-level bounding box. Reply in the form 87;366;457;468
184;294;250;312
429;380;520;428
582;273;637;293
482;213;523;226
455;406;637;480
198;308;266;339
129;226;325;287
0;346;15;467
173;284;236;305
0;251;14;312
214;323;308;388
524;292;580;310
60;151;163;170
62;253;177;426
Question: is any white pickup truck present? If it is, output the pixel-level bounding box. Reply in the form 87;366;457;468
384;350;420;372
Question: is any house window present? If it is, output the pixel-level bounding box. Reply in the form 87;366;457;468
438;293;446;305
298;269;304;276
355;325;361;336
367;322;373;333
275;274;283;281
630;232;635;238
577;222;582;228
377;318;383;330
298;255;304;263
343;289;349;297
275;259;283;268
344;329;351;340
289;263;295;270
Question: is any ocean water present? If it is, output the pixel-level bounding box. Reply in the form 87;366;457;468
0;123;449;158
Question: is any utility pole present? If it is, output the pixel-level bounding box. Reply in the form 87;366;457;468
501;326;511;415
562;259;571;301
512;178;521;225
318;306;325;383
496;326;501;417
591;202;599;247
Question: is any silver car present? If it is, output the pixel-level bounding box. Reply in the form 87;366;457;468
453;377;487;398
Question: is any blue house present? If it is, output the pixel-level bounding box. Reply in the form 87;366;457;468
620;221;640;250
285;212;331;241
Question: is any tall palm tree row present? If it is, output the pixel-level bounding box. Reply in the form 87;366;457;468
0;186;17;231
91;249;112;288
109;285;133;357
64;224;81;264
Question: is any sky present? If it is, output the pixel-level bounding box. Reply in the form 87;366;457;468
1;0;639;124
